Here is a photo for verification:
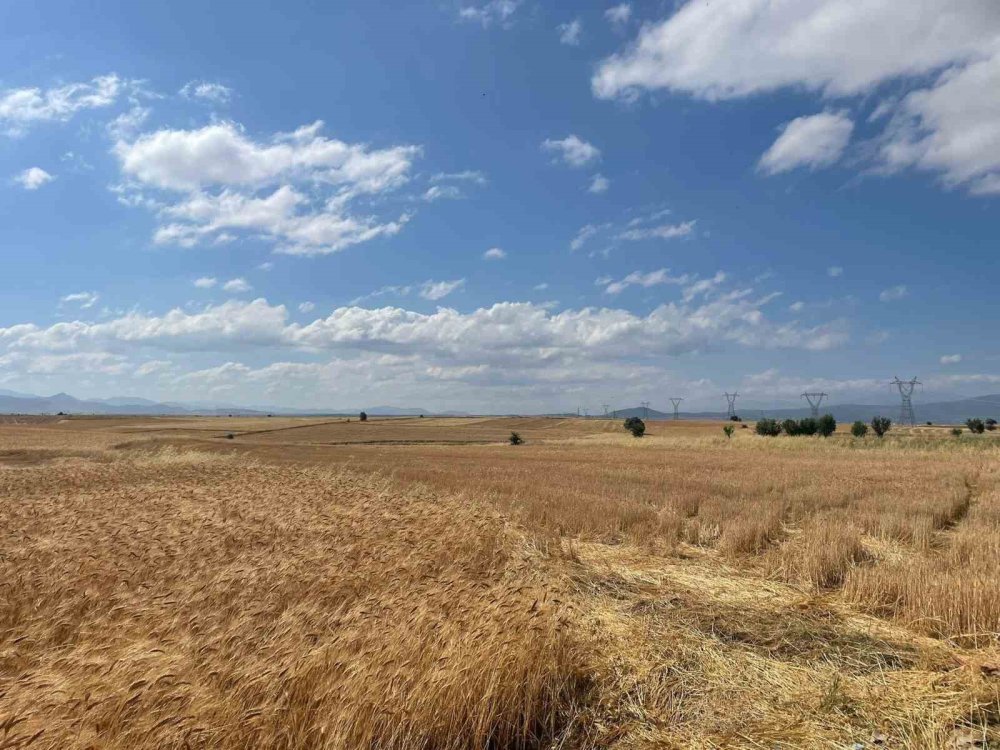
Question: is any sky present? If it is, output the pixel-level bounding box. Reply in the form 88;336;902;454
0;0;998;413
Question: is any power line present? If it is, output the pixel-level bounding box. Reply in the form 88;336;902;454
801;391;828;418
724;392;739;420
669;397;683;420
890;376;921;425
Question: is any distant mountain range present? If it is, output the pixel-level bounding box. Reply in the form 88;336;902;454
0;388;997;423
0;390;468;417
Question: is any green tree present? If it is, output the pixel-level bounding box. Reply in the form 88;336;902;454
817;414;837;437
781;419;800;436
966;418;985;434
798;417;818;436
951;427;963;437
623;416;646;437
755;418;781;437
723;424;735;439
871;416;892;438
851;420;868;438
359;411;368;422
509;431;523;445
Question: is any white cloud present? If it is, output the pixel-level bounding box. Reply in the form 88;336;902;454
423;184;463;202
605;3;632;27
570;223;607;251
617;219;695;241
349;284;412;306
827;266;843;278
59;291;100;309
15;167;54;190
0;74;123;136
758;111;854;175
603;268;690;295
257;261;274;271
180;81;233;104
940;354;962;364
588;174;610;194
592;0;1000;101
541;135;600;167
483;247;506;260
298;301;316;313
115;121;419;256
879;285;908;302
557;19;582;46
222;277;252;293
458;0;521;27
134;359;172;377
193;276;217;289
534;283;549;291
107;105;150;141
789;301;805;312
879;53;1000;194
430;170;487;185
420;279;465;301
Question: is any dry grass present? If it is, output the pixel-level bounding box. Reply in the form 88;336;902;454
0;417;997;748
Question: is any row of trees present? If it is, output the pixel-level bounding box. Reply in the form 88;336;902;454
755;414;838;437
964;417;997;434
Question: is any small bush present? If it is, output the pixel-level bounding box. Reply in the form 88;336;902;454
926;421;933;426
986;418;997;431
817;414;837;437
781;419;800;436
225;433;235;440
797;417;818;436
623;416;645;437
871;416;892;438
951;427;963;437
508;431;523;446
723;424;734;439
755;418;781;437
851;420;868;438
729;414;742;422
359;411;368;422
966;418;985;434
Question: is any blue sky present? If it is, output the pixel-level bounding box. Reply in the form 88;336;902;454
1;0;998;412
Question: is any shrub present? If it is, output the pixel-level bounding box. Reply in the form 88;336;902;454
623;417;645;437
723;425;734;439
729;414;742;422
755;418;781;437
781;419;800;436
871;416;892;438
966;418;985;434
508;431;523;446
225;433;235;440
951;427;963;437
986;418;997;431
926;421;933;426
797;417;818;436
817;414;837;437
851;420;868;438
359;411;368;422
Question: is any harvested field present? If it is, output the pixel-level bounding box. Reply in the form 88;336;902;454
0;416;997;748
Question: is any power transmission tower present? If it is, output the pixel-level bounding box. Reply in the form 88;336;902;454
724;392;739;419
641;401;650;418
890;376;921;425
801;392;828;418
602;403;609;418
669;397;683;420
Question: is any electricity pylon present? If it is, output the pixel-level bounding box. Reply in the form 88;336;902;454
890;376;921;425
724;392;739;419
669;397;683;420
801;392;828;418
602;404;609;418
641;401;650;418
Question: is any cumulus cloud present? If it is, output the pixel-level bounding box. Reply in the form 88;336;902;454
758;111;854;175
193;276;217;289
588;174;610;194
458;0;521;27
0;74;124;136
557;19;582;46
879;285;908;302
592;1;1000;195
222;277;252;293
827;266;844;278
179;81;233;104
483;247;506;260
298;301;316;313
15;167;54;190
789;301;805;312
59;291;100;309
114;121;419;255
940;354;962;364
420;279;465;301
541;135;600;167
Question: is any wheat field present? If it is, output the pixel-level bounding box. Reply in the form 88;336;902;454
0;416;997;748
